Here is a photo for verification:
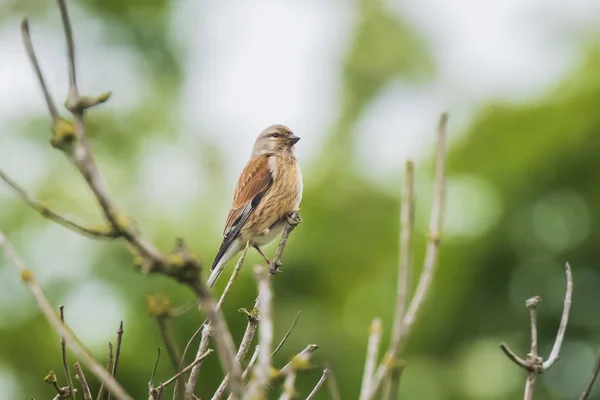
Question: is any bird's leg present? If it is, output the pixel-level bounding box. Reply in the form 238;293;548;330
253;244;272;265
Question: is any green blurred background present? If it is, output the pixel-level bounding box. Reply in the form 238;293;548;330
1;0;600;398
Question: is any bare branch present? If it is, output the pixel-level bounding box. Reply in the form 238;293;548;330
246;265;274;399
367;113;449;399
381;364;404;400
500;264;573;400
184;324;212;400
158;350;213;391
542;262;573;369
149;348;161;388
216;242;250;310
59;306;76;400
242;346;260;380
305;369;330;400
499;344;530;370
278;369;296;400
272;311;301;357
187;244;252;400
212;313;259;400
74;362;93;400
579;348;600;400
276;345;319;380
107;321;124;400
389;160;414;355
359;319;382;400
269;211;301;275
0;170;118;239
0;231;132;400
195;282;244;399
400;113;448;341
95;342;114;400
324;364;341;400
20;18;58;121
156;316;181;373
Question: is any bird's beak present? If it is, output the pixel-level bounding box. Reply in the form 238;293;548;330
288;134;300;145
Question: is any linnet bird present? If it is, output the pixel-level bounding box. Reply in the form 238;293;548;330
207;124;303;289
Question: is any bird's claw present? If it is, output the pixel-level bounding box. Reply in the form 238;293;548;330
286;211;302;226
269;261;283;276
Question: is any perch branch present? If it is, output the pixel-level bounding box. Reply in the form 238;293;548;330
107;321;124;400
278;369;296;400
543;262;573;369
0;231;132;400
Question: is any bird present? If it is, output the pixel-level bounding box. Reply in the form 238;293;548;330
207;124;303;289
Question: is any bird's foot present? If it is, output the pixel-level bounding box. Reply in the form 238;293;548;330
253;245;272;264
268;260;283;276
286;211;302;226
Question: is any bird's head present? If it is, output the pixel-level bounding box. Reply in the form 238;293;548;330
252;124;300;156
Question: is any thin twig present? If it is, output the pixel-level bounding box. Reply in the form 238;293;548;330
212;315;259;400
499;344;529;370
245;265;274;399
305;369;330;400
579;348;600;400
59;306;76;400
276;345;319;380
389;160;415;354
95;342;114;400
399;113;448;344
242;346;260;380
186;245;251;400
196;285;244;400
368;113;449;399
20;18;58;121
158;350;213;391
324;363;341;400
184;324;211;400
156;316;181;373
542;262;573;369
216;242;249;310
499;263;573;400
524;296;541;400
149;348;162;387
107;321;124;400
74;362;93;400
272;311;301;357
358;319;382;400
0;170;118;239
278;369;296;400
381;365;404;400
0;232;132;400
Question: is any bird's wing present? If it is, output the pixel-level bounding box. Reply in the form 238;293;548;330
211;155;273;270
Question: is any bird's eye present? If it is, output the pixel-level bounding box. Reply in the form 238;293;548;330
271;133;279;138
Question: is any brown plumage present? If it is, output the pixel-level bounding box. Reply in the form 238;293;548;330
207;124;303;289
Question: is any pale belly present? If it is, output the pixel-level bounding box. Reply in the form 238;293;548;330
251;220;286;246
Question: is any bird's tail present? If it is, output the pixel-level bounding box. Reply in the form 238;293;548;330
207;240;239;290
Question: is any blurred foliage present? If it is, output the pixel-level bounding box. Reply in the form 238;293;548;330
2;0;600;400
